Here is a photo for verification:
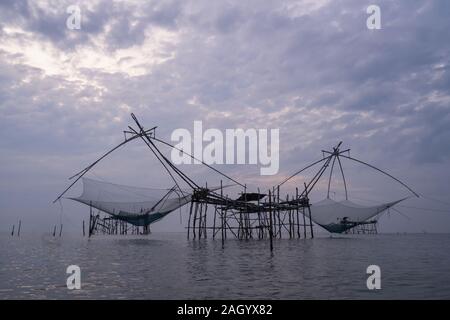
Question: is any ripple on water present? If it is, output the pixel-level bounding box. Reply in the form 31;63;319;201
1;233;450;299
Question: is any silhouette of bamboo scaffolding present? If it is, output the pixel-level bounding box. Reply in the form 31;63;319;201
184;180;314;253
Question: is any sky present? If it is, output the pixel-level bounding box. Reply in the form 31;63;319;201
0;0;449;234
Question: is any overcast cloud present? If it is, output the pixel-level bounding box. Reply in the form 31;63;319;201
1;0;450;233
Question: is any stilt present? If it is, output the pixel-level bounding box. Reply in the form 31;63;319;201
198;202;203;239
220;181;225;248
287;195;292;239
203;203;208;239
17;220;21;237
225;195;230;240
296;188;301;238
187;200;194;239
304;183;314;238
212;205;217;239
88;202;93;237
268;190;273;252
192;201;198;239
277;186;281;239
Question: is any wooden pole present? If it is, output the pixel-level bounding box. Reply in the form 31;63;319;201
17;220;21;237
224;194;228;240
193;202;198;239
53;225;56;237
213;205;217;239
11;225;15;237
88;202;93;237
203;203;208;239
204;183;208;239
304;183;314;238
296;188;301;238
287;195;292;239
220;181;225;248
277;186;281;239
238;210;242;239
83;220;85;237
302;197;307;238
269;190;273;252
59;224;63;237
198;202;203;239
187;200;194;239
257;188;262;239
244;185;248;240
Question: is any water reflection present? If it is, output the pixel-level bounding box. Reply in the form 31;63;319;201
1;233;450;299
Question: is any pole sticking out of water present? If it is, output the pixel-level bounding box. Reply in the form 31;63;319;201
221;180;225;249
268;189;273;252
88;202;93;238
17;220;21;237
59;224;63;237
53;225;56;237
304;182;314;239
11;225;15;237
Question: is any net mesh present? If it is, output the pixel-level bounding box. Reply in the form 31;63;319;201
70;178;191;225
310;198;406;233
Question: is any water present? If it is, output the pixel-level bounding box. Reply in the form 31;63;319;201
1;233;450;299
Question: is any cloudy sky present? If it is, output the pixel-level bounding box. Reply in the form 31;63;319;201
1;0;449;234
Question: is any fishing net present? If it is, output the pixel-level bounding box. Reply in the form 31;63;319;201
310;198;407;233
70;178;191;226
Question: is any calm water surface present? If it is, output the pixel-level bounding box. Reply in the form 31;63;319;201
1;233;449;299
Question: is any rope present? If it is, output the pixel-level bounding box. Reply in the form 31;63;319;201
419;194;450;207
397;205;450;214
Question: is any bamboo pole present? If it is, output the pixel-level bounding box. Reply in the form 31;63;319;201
17;220;21;237
296;188;301;238
88;202;93;237
277;186;281;239
269;190;273;252
287;195;292;239
203;203;208;239
225;194;229;240
221;181;225;248
212;204;217;239
304;183;314;238
193;201;198;239
257;188;261;239
187;200;194;239
198;202;203;239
